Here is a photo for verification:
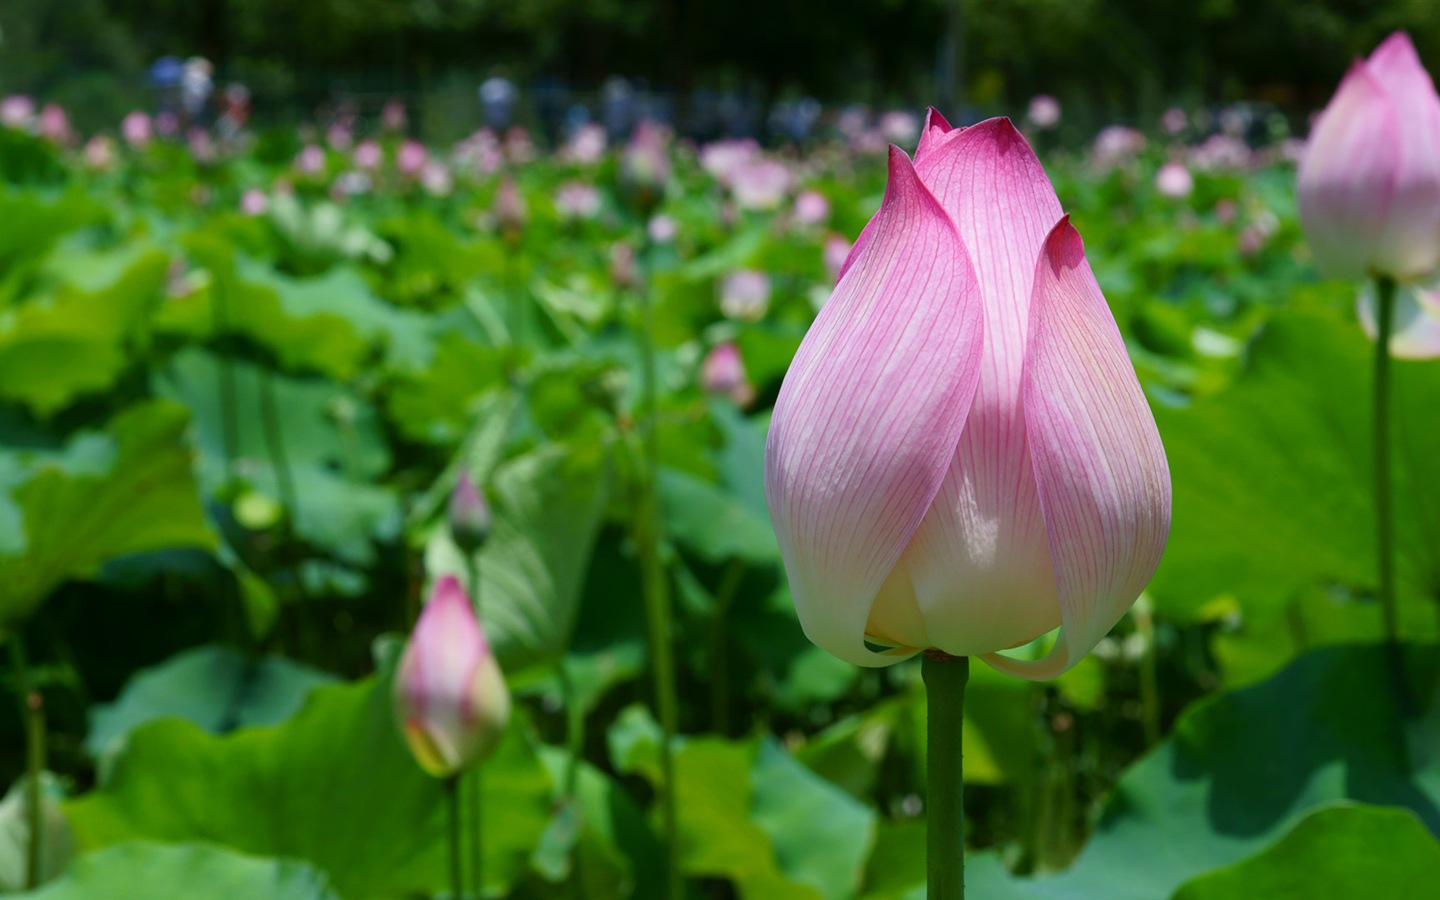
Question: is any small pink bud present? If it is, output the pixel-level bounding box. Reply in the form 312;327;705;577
121;111;152;148
381;99;407;133
792;190;830;227
240;188;268;217
448;473;492;553
1154;161;1194;199
393;576;510;778
494;177;527;233
720;270;772;321
648;214;678;245
701;342;755;406
353;140;382;171
1026;95;1062;130
397;140;427;177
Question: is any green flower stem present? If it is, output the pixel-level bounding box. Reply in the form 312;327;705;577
10;638;45;890
710;560;746;737
923;652;969;900
1373;275;1397;645
634;239;681;899
466;558;485;899
445;775;463;900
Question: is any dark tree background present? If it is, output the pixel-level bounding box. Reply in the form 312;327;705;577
2;0;1437;133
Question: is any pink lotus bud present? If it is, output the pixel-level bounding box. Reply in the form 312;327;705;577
1091;126;1145;167
1026;94;1062;130
621;121;671;210
610;242;637;289
793;190;831;226
1298;32;1440;280
83;136;116;171
121;111;152;148
397;140;427;177
765;112;1171;679
700;139;759;182
393;576;510;777
648;214;678;244
448;472;492;553
562;123;607;164
419;161;453;197
187;129;216;164
701;342;755;406
326;122;353;151
504;126;535;164
494;177;527;233
879;110;921;145
353;140;382;171
1357;278;1440;359
555;181;602;220
823;234;853;283
381;100;407;133
240;188;268;217
1161;107;1188;135
730;158;792;210
0;95;35;129
1154;161;1193;199
295;144;326;176
720;270;772;321
38;104;72;146
156;111;180;137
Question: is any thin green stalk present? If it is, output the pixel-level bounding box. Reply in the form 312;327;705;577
9;639;44;890
466;558;485;899
1373;275;1398;645
710;560;746;736
923;652;969;900
1134;600;1161;747
633;239;681;899
558;659;586;897
23;691;43;889
445;776;463;900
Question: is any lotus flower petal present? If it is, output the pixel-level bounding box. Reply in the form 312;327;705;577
765;146;985;667
984;220;1170;679
915;107;959;162
1357;279;1440;360
1363;32;1440;278
872;119;1067;657
1297;62;1405;279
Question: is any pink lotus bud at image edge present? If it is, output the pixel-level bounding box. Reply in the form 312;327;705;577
393;576;510;778
1297;31;1440;280
448;472;493;553
764;110;1171;679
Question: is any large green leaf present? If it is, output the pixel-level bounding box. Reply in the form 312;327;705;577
0;402;214;627
153;348;397;565
968;644;1440;899
1172;803;1440;900
86;644;337;757
1151;313;1440;667
0;246;168;414
65;677;553;898
19;842;338;900
427;442;609;676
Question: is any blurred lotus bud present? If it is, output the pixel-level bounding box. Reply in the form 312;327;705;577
0;95;35;130
83;136;116;172
353;140;382;171
156;111;179;137
562;122;607;164
504;126;535;164
647;214;678;244
495;177;528;237
295;144;326;176
121;111;152;148
720;270;772;321
622;120;671;213
1214;199;1238;224
878;110;921;145
1026;94;1062;130
393;576;510;778
326;122;353;151
1154;161;1194;199
1092;126;1146;168
701;342;755;406
187;129;217;165
420;161;453;197
555;181;602;221
1161;107;1188;135
700;138;759;183
610;241;638;290
824;235;853;283
397;139;428;177
730;158;792;211
792;190;830;226
448;472;492;554
381;100;407;133
240;188;269;217
38;104;72;146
